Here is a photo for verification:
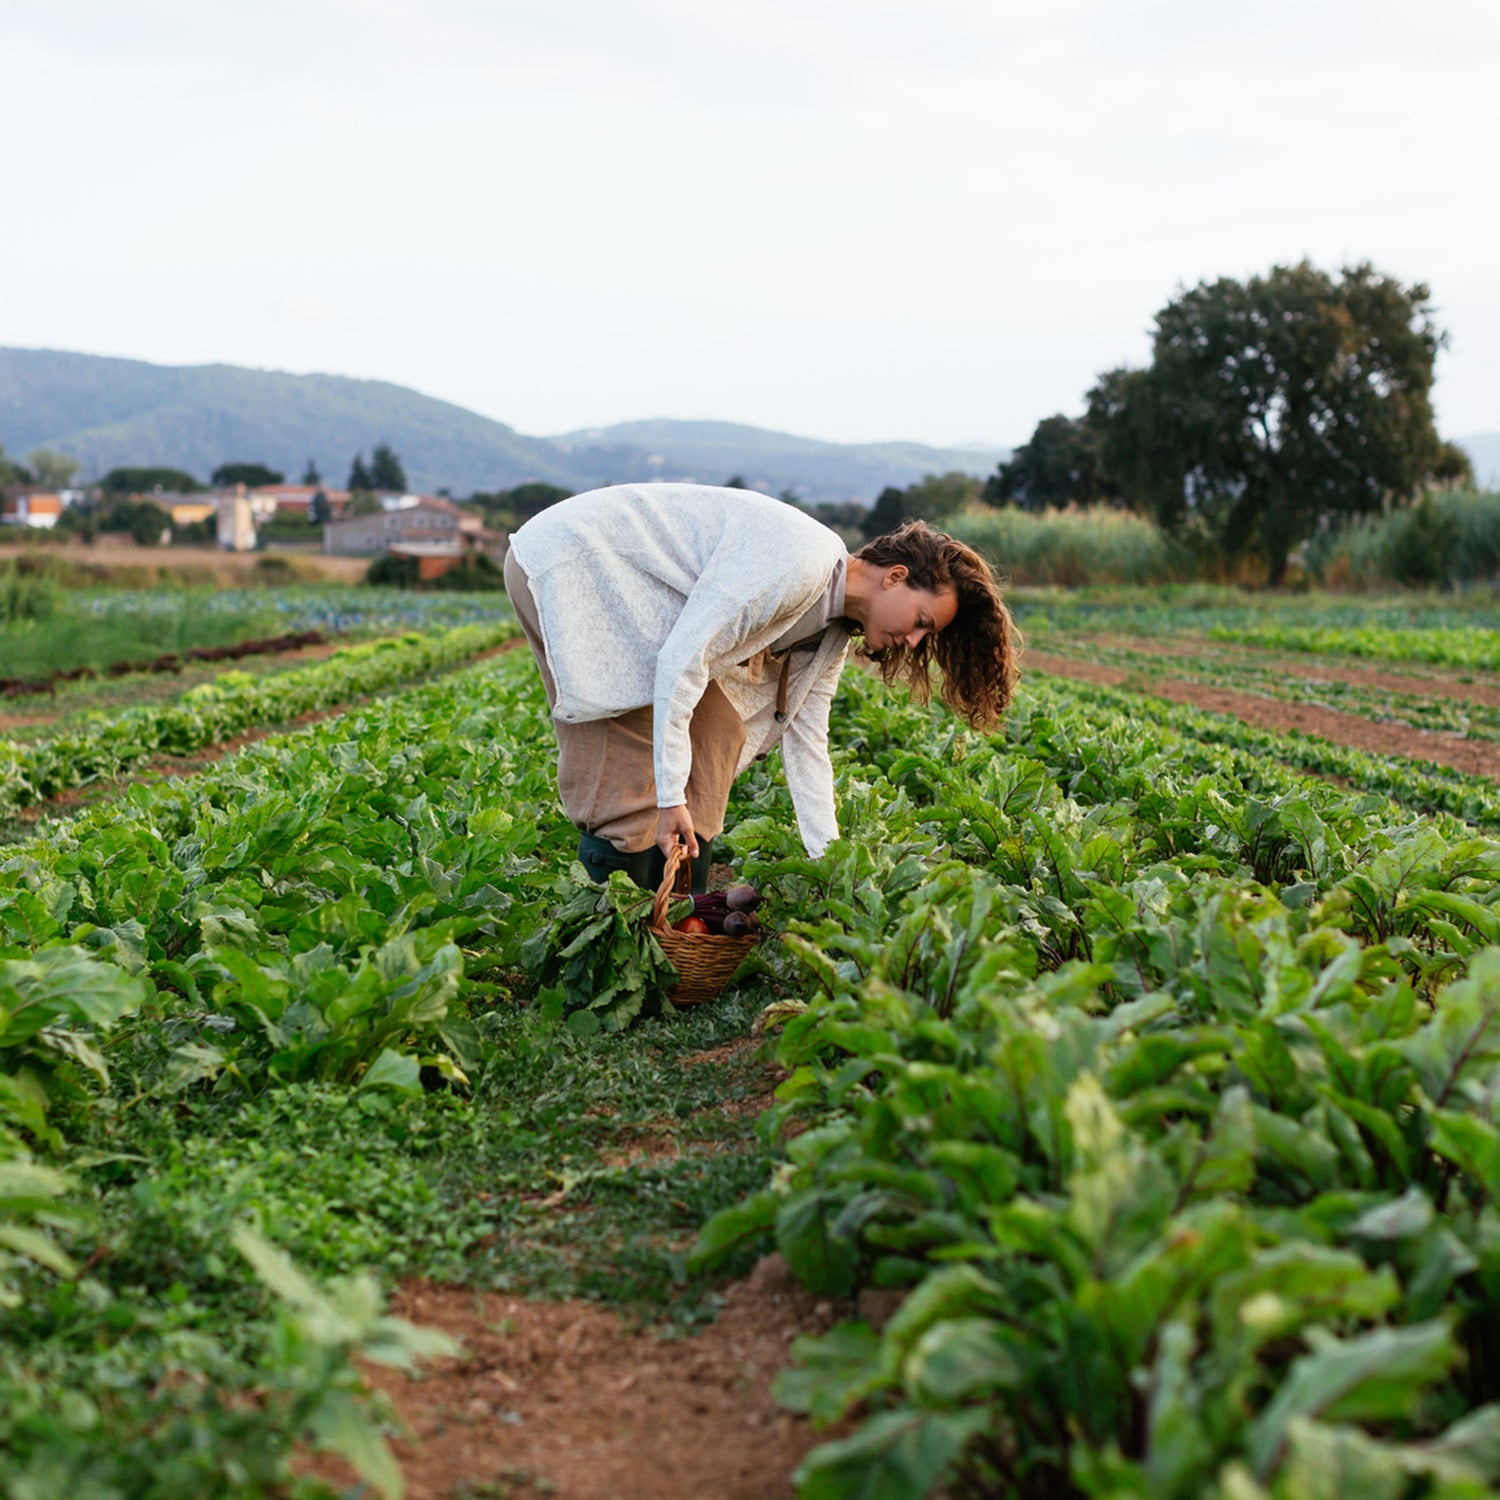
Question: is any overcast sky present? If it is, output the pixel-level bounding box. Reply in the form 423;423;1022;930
4;0;1496;448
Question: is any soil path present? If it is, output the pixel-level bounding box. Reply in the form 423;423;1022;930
1026;650;1500;779
308;1259;845;1500
1060;633;1500;705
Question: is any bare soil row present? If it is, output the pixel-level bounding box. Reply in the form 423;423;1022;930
1026;639;1500;780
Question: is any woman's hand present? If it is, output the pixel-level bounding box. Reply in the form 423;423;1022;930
656;805;698;859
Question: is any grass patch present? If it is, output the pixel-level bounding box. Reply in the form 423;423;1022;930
63;986;777;1326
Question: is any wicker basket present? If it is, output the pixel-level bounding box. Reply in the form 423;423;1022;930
651;845;759;1006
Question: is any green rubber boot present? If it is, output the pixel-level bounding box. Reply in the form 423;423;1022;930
576;832;655;889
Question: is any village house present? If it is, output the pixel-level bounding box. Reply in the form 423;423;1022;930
134;485;331;550
140;491;219;528
0;491;66;528
322;495;506;578
252;483;350;519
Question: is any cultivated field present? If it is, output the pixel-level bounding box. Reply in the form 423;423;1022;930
5;582;1500;1498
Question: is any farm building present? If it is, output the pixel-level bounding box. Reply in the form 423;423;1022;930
252;482;350;518
217;490;258;551
140;491;218;528
322;495;506;577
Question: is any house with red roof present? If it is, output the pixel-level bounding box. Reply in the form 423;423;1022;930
253;483;351;519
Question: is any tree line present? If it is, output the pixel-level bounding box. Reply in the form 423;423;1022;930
649;261;1475;587
0;446;411;501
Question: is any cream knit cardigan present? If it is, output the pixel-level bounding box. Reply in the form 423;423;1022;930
507;483;853;854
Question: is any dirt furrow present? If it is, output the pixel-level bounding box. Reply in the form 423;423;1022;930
1026;650;1500;780
303;1263;847;1500
1062;633;1500;705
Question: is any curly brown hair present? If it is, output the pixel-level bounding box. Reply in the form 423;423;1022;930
853;519;1022;728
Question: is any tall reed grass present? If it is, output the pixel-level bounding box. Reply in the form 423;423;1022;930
945;504;1196;586
948;488;1500;593
1305;487;1500;589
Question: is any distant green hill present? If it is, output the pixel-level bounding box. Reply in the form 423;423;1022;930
0;347;1004;502
0;348;577;495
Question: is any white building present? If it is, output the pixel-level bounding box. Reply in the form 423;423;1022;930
217;489;258;551
0;491;65;528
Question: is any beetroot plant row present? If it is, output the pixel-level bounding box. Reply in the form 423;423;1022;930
1;643;567;1139
695;668;1500;1499
1207;621;1500;673
0;647;573;1493
0;621;517;817
1020;670;1500;831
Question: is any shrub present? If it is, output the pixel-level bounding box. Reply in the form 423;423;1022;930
92;499;174;547
430;554;505;591
253;555;302;584
364;554;420;587
1386;493;1462;585
363;553;505;591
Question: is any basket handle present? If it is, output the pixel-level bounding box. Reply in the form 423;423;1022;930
651;842;691;928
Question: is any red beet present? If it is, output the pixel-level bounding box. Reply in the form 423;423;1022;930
725;884;762;913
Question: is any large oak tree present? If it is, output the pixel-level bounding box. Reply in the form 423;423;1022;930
1086;261;1447;583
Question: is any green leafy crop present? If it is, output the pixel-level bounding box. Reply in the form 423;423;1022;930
520;868;681;1034
693;668;1500;1499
